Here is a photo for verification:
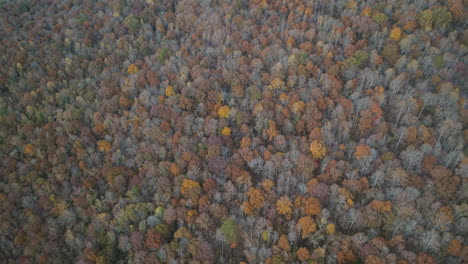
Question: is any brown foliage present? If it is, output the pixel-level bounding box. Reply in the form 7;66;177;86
267;120;278;141
431;165;458;200
337;250;357;264
247;188;265;209
416;253;434;264
446;239;462;257
278;234;290;251
365;255;385;264
422;155;437;173
145;229;161;250
297;247;310;261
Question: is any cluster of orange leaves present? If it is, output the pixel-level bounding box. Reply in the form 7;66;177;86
278;234;290;251
247;188;265;209
266;120;278;141
97;140;111;152
170;163;180;176
261;179;274;192
446;238;468;257
337;250;358;264
355;144;371;160
369;200;392;213
23;143;35;155
296;247;310;261
298;216;317;238
291;101;305;114
295;196;322;216
365;255;385;264
271;77;285;89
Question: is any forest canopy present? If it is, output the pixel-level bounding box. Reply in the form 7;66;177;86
0;0;467;263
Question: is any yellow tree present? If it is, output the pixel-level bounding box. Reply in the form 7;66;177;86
218;105;230;118
310;140;327;159
276;196;293;217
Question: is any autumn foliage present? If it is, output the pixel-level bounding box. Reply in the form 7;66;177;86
276;196;293;216
298;216;317;238
369;201;392;213
309;140;327;159
355;144;371;160
1;0;464;263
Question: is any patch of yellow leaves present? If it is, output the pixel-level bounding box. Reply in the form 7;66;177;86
276;196;293;216
390;27;402;41
180;179;201;195
165;86;175;97
218;105;230;118
309;140;327;159
221;126;231;136
127;64;139;74
97;140;111;152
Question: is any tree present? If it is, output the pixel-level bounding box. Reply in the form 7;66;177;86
276;196;293;217
278;234;290;251
382;44;400;65
219;217;240;245
303;197;322;216
400;146;423;170
298;216;317;238
446;239;463;257
365;255;385;264
310;140;327;160
181;178;201;201
355;144;371;160
373;13;388;24
218;105;230;118
369;200;392;213
221;126;231;136
418;10;433;31
123;15;141;34
247;188;265;209
297;247;310;261
390;27;402;41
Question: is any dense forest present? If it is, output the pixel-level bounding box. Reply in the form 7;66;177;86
0;0;467;263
